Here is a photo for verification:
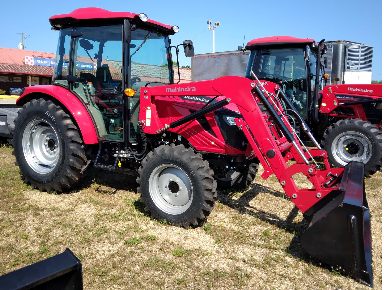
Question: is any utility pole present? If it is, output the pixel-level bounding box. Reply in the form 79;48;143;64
17;33;29;50
207;20;220;53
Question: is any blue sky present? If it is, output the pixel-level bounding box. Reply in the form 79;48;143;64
1;0;382;80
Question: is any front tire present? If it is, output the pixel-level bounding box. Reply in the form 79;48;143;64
13;98;87;192
322;119;382;176
137;144;217;228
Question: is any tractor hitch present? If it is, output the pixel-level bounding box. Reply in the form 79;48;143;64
301;161;373;287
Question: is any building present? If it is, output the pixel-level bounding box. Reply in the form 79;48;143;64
0;48;55;94
0;47;191;94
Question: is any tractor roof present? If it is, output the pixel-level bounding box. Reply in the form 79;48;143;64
49;7;175;35
246;36;314;50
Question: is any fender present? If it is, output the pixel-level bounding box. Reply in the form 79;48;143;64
17;85;98;144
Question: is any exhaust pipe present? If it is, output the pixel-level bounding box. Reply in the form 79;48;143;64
301;161;373;287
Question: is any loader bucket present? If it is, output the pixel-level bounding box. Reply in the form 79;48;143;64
301;161;373;287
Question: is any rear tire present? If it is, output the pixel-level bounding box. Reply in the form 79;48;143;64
137;144;216;228
13;98;87;192
216;162;259;190
234;162;259;189
322;119;381;176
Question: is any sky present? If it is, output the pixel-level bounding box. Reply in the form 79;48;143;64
0;0;382;80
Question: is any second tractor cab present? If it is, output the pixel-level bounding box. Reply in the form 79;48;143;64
245;36;382;176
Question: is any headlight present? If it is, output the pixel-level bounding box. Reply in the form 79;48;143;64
139;13;148;22
224;116;237;126
172;25;179;33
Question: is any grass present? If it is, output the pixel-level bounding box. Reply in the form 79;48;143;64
0;144;381;289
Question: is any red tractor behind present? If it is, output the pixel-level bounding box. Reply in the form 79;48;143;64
8;8;374;286
245;36;382;176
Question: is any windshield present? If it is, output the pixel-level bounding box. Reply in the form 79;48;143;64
246;48;308;119
130;28;172;84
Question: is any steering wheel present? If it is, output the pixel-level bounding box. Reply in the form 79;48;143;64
113;83;122;94
131;77;141;85
279;76;291;82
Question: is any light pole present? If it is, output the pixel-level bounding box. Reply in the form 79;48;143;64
17;33;29;50
207;20;220;53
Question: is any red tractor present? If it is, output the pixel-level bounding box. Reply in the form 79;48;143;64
245;36;382;176
11;8;373;286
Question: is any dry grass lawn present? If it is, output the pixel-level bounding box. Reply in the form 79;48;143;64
0;144;381;289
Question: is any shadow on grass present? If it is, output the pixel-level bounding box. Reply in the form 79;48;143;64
217;183;327;269
77;167;138;194
0;137;12;146
217;183;365;283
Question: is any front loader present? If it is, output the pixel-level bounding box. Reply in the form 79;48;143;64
11;8;373;286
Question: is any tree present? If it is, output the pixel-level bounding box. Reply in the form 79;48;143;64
371;80;382;84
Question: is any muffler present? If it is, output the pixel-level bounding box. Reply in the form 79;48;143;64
301;161;373;287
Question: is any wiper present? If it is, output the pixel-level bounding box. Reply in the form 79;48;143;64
131;31;151;57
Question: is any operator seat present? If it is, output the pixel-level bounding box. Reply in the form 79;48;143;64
96;64;112;89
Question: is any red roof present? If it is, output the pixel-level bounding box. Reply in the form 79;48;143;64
0;47;55;66
0;47;55;76
246;36;314;49
0;64;53;76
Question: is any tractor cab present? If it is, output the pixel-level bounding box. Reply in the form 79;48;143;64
50;8;190;143
245;36;323;123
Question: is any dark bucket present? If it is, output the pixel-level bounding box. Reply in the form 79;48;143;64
0;248;83;290
302;161;373;287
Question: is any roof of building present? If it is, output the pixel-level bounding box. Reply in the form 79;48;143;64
0;47;55;66
0;47;55;76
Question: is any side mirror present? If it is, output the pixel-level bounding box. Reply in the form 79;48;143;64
79;39;94;51
183;40;194;57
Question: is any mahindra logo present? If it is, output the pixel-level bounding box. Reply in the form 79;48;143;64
348;87;373;94
166;86;197;93
182;96;210;103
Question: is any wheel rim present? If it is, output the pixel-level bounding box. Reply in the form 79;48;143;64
22;118;61;174
149;164;193;215
331;130;372;166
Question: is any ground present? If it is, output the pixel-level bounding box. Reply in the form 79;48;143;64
0;144;381;289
